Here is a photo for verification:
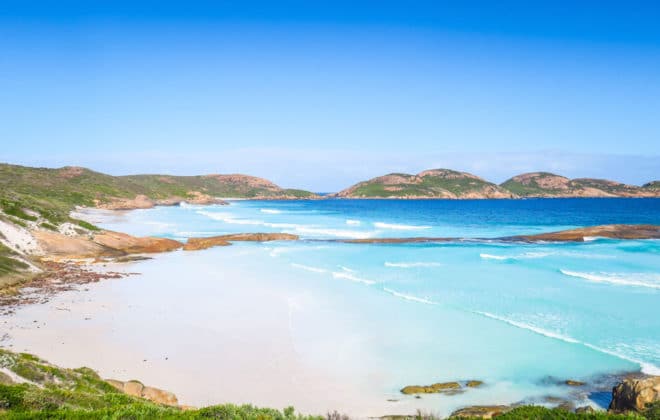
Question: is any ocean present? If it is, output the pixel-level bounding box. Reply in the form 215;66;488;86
4;198;659;416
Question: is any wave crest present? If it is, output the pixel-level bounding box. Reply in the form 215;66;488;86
560;270;660;289
373;222;431;230
383;288;437;305
384;262;443;268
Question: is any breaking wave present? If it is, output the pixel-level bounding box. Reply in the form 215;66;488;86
384;261;443;268
383;288;437;305
290;263;327;273
331;271;375;285
474;311;660;375
373;222;431;230
560;270;660;289
345;219;361;225
260;208;282;214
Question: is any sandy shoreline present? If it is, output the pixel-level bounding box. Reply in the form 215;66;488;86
2;207;657;417
0;245;634;417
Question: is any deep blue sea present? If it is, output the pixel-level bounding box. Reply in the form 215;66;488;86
85;198;659;414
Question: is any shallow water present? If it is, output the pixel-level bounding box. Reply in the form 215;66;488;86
3;198;659;416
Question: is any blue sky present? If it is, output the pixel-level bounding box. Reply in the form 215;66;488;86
1;1;659;191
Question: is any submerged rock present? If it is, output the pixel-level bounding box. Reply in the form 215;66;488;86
466;380;484;388
450;405;510;418
609;376;660;412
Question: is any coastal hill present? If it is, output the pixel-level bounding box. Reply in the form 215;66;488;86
0;162;317;224
337;169;660;199
0;163;317;285
500;172;659;198
333;169;514;199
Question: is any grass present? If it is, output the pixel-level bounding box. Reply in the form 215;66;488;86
0;163;317;233
1;349;658;419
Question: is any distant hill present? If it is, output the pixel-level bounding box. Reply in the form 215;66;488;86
334;169;514;199
500;172;657;198
0;163;318;229
336;169;659;199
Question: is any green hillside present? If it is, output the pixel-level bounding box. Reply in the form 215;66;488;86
337;169;512;198
0;163;317;230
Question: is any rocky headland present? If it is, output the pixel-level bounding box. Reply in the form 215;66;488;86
336;169;660;199
334;169;515;199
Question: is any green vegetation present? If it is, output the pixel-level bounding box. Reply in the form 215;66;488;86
572;178;641;196
343;169;507;198
499;172;569;196
0;163;317;233
2;349;657;419
0;349;322;419
0;243;30;289
643;181;660;191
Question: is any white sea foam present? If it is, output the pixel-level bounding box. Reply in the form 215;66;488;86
475;311;581;344
331;271;375;285
290;263;327;273
384;262;443;268
583;236;605;242
291;226;373;239
383;288;437;305
198;210;372;239
474;311;660;375
339;266;355;273
560;270;660;289
196;210;234;221
373;222;431;230
345;219;361;225
260;209;282;214
479;253;509;260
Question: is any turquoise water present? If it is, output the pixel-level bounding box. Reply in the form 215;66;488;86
90;198;659;412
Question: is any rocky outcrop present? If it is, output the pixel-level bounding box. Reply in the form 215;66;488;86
450;405;511;418
33;229;183;259
33;230;122;258
96;192;227;211
339;224;660;244
92;231;182;254
609;376;660;412
184;233;299;251
106;379;178;406
400;381;467;395
500;172;659;198
510;224;660;242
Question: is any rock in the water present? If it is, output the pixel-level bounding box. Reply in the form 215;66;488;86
565;379;586;386
184;232;299;251
450;405;510;418
466;380;484;388
400;382;461;394
105;379;179;406
609;376;660;412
